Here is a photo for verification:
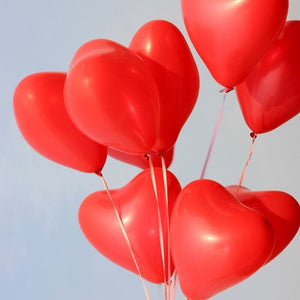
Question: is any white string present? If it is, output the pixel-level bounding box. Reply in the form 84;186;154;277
96;171;152;300
148;156;168;299
200;89;229;179
161;155;171;300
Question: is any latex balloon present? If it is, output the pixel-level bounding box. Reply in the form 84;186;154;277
235;21;300;133
181;0;288;87
170;179;274;300
129;20;199;152
227;186;300;262
13;72;107;173
108;147;174;169
68;39;116;69
65;39;160;155
79;168;182;283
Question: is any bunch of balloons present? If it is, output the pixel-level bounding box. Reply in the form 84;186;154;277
13;1;300;299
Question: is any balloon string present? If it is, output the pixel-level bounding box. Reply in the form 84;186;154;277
170;272;178;300
200;88;231;179
148;155;168;300
95;171;152;300
236;133;258;192
161;155;171;300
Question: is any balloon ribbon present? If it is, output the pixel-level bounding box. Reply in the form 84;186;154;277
200;88;232;179
149;153;177;300
161;155;172;300
160;155;180;300
236;132;258;192
95;171;152;300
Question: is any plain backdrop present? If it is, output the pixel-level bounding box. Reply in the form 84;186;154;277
1;1;299;299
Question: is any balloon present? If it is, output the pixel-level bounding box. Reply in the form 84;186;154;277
181;0;288;87
227;185;300;262
79;168;182;283
108;147;174;169
68;39;116;69
64;39;160;155
235;21;300;133
13;72;107;173
170;179;274;300
129;20;199;152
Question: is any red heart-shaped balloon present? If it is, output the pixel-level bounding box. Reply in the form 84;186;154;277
129;20;199;152
65;39;160;155
170;179;274;300
235;21;300;133
13;72;107;173
181;0;288;87
108;147;174;169
79;168;182;283
227;185;300;262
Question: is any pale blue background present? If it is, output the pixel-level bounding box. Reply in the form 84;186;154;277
1;1;299;299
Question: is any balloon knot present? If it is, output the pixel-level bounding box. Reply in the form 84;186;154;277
94;170;103;177
156;150;164;157
219;87;233;93
250;132;258;139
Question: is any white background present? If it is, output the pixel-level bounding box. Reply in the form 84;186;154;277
1;1;299;299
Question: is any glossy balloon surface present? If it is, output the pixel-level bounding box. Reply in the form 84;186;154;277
227;185;300;262
79;168;182;283
65;39;160;155
235;21;300;133
170;179;274;300
129;20;199;152
181;0;288;87
13;72;107;172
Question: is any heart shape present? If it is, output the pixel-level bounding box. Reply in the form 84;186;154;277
13;72;107;173
170;179;274;300
79;168;182;283
235;21;300;133
65;21;199;155
64;39;160;155
181;0;288;87
129;20;199;152
227;185;300;262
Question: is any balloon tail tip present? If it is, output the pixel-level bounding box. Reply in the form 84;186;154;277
94;170;103;177
219;87;233;93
